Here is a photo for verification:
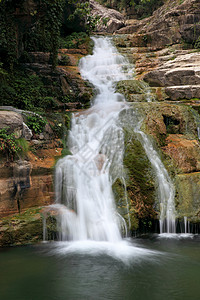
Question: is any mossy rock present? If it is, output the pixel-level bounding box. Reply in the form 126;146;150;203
112;122;157;232
116;80;154;102
175;173;200;222
0;207;58;247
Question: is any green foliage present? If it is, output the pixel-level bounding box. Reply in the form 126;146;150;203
26;114;47;134
59;32;89;49
0;128;21;160
194;36;200;49
58;55;70;66
0;0;17;69
0;69;57;110
0;62;8;78
0;0;96;71
16;138;29;154
67;0;100;33
25;0;65;69
0;0;65;70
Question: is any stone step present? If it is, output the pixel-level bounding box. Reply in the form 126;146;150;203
165;85;200;100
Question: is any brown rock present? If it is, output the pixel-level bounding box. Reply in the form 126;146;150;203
163;135;200;173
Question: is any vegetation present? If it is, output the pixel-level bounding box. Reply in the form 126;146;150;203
0;128;28;161
26;114;47;134
0;0;98;70
0;69;52;110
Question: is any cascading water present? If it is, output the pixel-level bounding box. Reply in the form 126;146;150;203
123;110;176;234
134;124;176;234
47;36;177;246
54;37;133;242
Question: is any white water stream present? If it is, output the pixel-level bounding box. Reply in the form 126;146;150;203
54;37;133;242
134;123;176;234
47;36;177;246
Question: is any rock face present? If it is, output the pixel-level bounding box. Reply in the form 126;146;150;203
175;173;200;222
89;0;125;33
116;0;200;49
0;147;62;218
23;48;94;108
115;102;200;231
0;108;63;219
143;52;200;100
113;0;200;229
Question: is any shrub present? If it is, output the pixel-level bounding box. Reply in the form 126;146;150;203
26;115;47;134
0;128;24;161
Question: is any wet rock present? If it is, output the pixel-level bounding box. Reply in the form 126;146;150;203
0;207;43;247
116;80;155;102
22;122;32;140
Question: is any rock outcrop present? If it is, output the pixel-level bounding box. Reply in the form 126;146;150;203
116;0;200;49
89;0;125;33
0;111;23;137
116;102;200;230
0;108;63;219
143;52;200;100
23;48;94;109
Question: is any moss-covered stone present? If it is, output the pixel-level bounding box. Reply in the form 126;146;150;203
119;104;200;226
116;79;154;102
113;115;157;232
0;207;57;247
175;173;200;222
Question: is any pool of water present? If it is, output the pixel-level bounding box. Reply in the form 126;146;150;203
1;235;200;300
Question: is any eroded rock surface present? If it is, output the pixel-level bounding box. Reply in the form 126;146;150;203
116;0;200;49
90;0;125;33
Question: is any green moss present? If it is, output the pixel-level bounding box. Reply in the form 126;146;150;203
175;173;200;222
116;80;153;102
112;124;157;232
124;130;155;200
0;207;60;247
0;208;43;247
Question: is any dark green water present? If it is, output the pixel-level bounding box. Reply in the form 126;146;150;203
0;235;200;300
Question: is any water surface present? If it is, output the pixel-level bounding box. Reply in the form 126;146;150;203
1;236;200;300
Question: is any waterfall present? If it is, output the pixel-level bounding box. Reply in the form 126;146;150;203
54;37;133;242
134;123;176;234
184;216;187;234
122;109;176;234
50;36;177;242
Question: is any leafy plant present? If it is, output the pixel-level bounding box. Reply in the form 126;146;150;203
194;36;200;49
0;128;21;161
59;32;89;49
26;114;47;134
58;55;70;65
0;69;54;110
16;138;29;154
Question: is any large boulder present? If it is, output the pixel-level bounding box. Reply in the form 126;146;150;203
0;111;23;137
89;0;125;33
